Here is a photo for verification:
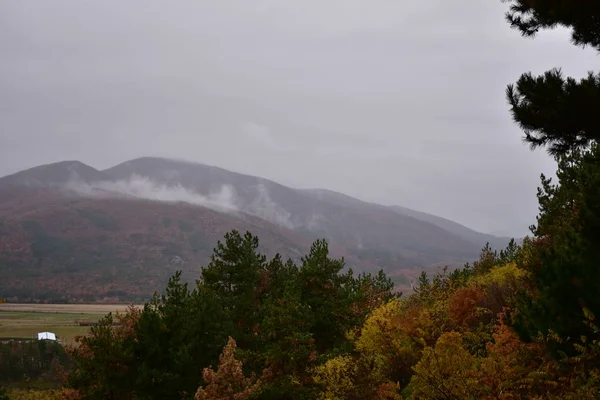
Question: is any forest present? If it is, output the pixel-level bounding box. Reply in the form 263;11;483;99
3;1;600;399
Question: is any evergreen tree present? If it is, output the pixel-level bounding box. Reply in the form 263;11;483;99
66;229;397;399
130;272;232;400
200;230;267;350
298;239;354;353
503;0;600;157
502;0;600;356
68;311;138;400
68;274;231;400
512;145;600;354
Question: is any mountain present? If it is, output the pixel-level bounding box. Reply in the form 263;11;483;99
0;157;510;301
388;206;513;250
103;158;482;265
0;161;111;188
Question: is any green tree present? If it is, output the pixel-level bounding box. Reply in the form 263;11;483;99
68;311;138;400
66;230;398;399
200;230;267;350
130;272;232;400
250;255;318;399
502;0;600;157
512;146;600;354
498;238;519;265
502;0;600;356
297;239;355;353
68;274;231;400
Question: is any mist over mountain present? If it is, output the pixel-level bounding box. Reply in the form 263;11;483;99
0;157;514;301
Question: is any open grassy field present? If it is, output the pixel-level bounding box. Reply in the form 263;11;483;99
0;303;141;346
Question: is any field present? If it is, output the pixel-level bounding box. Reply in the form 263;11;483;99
0;303;140;345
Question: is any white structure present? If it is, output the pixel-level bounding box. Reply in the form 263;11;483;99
37;331;56;341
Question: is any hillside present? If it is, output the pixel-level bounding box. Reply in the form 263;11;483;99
102;158;483;266
302;188;512;250
388;205;512;250
0;157;511;301
0;187;314;302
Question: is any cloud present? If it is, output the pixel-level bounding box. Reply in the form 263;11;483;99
245;183;295;229
63;175;303;231
65;175;239;213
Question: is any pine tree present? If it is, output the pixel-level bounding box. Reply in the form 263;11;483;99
200;230;267;350
131;272;232;400
502;0;600;157
298;239;354;353
502;0;600;356
512;145;600;355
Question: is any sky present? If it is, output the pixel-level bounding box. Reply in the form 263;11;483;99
0;1;597;237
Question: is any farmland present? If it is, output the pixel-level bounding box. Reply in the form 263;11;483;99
0;303;140;345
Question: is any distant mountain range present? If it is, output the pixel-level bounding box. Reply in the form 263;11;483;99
0;157;513;302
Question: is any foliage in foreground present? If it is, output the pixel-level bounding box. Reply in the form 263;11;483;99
65;231;395;399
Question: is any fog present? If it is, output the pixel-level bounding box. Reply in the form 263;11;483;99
65;175;299;230
1;1;598;237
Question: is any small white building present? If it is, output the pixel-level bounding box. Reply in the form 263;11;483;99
37;331;56;341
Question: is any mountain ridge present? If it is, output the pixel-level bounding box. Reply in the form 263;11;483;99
0;157;513;301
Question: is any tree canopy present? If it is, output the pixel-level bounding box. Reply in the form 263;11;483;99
503;0;600;157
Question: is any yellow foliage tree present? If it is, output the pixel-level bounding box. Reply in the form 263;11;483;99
470;263;527;288
313;354;402;400
312;355;357;400
406;331;479;399
351;298;423;389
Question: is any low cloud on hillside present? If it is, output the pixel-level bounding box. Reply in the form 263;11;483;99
66;174;238;211
64;175;299;229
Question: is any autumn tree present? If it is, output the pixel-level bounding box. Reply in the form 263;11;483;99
194;337;261;400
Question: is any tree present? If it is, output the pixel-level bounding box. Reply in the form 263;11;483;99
406;332;479;399
68;273;232;400
128;272;232;400
298;239;374;354
67;309;140;400
502;0;600;356
512;146;600;354
502;0;600;157
200;230;267;350
66;230;398;399
194;337;261;400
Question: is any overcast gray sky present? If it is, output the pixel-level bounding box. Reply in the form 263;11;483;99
0;1;597;237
